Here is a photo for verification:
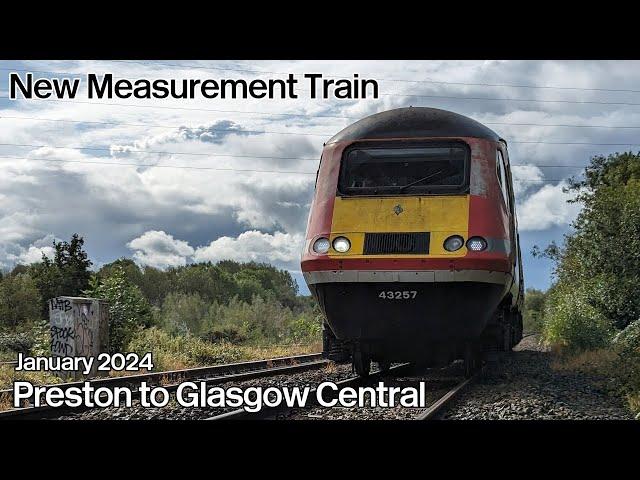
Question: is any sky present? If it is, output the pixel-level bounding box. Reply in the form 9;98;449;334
2;60;639;294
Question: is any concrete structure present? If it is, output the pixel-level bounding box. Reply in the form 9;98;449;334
48;297;109;379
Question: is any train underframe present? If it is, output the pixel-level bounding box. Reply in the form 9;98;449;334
312;280;523;377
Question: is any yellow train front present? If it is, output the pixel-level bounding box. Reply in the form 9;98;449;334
301;107;523;376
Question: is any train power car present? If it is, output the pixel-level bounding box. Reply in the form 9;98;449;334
301;107;523;376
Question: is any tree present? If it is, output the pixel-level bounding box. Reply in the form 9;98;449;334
563;152;640;329
84;265;152;353
138;266;174;306
9;264;29;276
174;263;237;303
0;273;42;328
28;234;93;317
220;261;300;310
50;233;93;295
98;258;143;286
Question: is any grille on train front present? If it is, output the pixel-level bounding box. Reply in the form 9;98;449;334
363;232;430;255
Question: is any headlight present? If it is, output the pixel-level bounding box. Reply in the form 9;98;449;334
443;235;464;252
332;236;351;253
312;237;330;254
467;236;488;252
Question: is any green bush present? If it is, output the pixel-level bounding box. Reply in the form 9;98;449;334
543;286;614;352
0;331;33;354
612;318;640;356
201;327;247;344
287;315;323;343
127;327;244;370
156;292;210;336
28;320;52;356
200;295;321;345
152;291;322;346
523;288;546;333
609;320;640;414
0;318;51;356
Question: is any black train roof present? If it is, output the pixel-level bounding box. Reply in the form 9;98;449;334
327;107;500;144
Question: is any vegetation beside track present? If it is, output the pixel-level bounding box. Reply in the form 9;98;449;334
533;151;640;416
0;236;322;392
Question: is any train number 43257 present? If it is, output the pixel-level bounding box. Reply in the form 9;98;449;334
378;290;417;300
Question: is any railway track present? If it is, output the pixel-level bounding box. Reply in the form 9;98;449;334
208;362;481;421
207;363;410;420
415;374;477;420
0;353;325;420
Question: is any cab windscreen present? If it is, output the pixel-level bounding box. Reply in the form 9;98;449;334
338;143;469;196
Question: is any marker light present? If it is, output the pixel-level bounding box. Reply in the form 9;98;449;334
332;236;351;253
443;235;464;252
467;236;488;252
312;237;330;254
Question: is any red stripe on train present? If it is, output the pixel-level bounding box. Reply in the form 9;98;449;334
301;257;511;272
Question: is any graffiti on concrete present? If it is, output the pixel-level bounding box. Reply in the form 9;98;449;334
50;298;75;358
48;297;108;379
50;297;72;312
50;325;75;355
76;305;94;357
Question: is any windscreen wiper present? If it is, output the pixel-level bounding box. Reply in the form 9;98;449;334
397;170;444;193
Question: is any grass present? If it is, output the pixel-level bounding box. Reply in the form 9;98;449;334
628;394;640;419
0;351;15;362
0;368;61;411
126;327;320;372
139;341;322;372
0;363;62;391
111;341;321;375
0;362;62;412
551;347;640;417
0;392;13;411
550;348;618;374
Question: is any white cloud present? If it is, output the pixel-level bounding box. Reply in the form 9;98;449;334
511;164;544;196
0;234;57;270
110;120;252;155
517;183;581;231
126;230;194;269
193;230;304;270
17;244;56;264
123;229;304;271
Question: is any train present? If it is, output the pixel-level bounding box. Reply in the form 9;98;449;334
301;107;524;377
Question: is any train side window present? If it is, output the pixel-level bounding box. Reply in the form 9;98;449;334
496;150;510;210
